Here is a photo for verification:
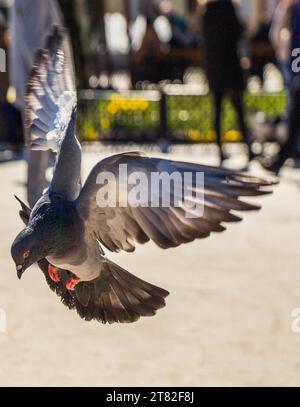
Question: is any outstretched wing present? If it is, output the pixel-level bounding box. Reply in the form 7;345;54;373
16;196;168;324
76;152;276;253
25;26;81;201
25;26;76;151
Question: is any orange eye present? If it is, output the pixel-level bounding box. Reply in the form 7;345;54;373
23;250;30;259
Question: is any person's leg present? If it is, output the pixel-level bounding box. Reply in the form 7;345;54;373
276;78;300;163
3;103;24;150
229;89;253;160
279;59;293;92
20;109;49;207
0;102;5;141
27;149;49;208
261;76;300;173
213;90;224;162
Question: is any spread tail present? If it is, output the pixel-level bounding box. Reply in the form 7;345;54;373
74;260;169;324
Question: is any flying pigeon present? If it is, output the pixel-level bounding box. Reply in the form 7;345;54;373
11;27;275;324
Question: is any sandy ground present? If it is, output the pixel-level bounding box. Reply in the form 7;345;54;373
1;145;300;387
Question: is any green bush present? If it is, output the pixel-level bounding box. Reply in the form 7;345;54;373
78;92;287;143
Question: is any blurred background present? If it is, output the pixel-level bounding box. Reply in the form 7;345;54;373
0;0;292;151
1;0;300;388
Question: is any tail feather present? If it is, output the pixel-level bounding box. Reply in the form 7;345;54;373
75;260;169;324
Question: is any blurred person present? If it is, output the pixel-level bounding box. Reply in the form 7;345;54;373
250;23;277;81
262;0;300;174
0;10;22;151
202;0;253;164
9;0;63;207
132;16;163;83
262;75;300;174
270;0;293;89
160;0;198;48
187;4;203;48
0;10;9;138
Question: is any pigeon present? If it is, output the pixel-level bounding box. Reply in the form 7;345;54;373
11;27;276;324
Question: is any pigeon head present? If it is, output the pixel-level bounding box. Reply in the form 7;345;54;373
11;227;49;279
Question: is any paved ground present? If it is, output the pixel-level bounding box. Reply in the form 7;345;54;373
1;145;300;387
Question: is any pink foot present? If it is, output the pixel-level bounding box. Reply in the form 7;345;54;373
66;276;80;291
48;264;60;282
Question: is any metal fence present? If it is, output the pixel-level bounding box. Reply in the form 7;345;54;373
78;89;287;144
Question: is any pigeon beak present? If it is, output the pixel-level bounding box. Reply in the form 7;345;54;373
16;265;24;280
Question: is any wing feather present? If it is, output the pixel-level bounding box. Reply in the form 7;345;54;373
25;26;81;201
76;153;276;253
25;27;76;152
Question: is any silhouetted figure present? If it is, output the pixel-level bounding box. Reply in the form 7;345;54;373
270;0;293;89
0;10;23;151
262;0;300;174
203;0;253;163
160;0;199;48
0;12;9;139
10;0;64;207
132;16;163;83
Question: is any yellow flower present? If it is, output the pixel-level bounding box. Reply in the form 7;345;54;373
188;129;203;142
107;103;118;115
224;130;242;142
108;95;150;114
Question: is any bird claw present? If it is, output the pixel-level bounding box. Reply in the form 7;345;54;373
48;264;60;282
66;276;80;291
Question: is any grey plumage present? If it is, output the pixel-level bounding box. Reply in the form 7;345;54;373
11;27;276;324
14;195;169;324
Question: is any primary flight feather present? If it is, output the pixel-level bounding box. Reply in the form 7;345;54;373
11;27;275;324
